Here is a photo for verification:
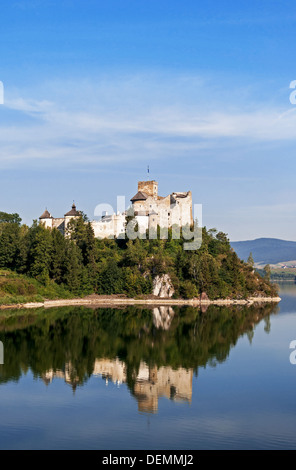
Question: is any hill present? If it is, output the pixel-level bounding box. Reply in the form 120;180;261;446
230;238;296;266
0;212;278;302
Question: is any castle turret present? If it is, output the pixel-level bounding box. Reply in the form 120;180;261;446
130;180;159;218
64;203;80;218
64;203;80;231
39;209;53;229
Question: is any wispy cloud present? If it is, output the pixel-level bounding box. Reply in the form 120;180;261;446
1;74;295;169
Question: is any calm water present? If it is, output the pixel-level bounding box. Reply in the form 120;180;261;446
0;285;295;450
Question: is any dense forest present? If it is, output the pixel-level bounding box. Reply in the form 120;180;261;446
0;211;277;301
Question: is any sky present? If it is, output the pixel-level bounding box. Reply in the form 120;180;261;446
0;0;296;241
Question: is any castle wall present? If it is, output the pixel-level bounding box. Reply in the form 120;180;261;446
171;192;193;227
91;213;126;239
135;215;149;233
132;199;149;214
40;218;53;230
156;195;171;229
132;191;192;231
52;218;65;234
64;215;75;232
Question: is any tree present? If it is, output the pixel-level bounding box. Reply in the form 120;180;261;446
50;228;67;283
66;216;98;290
124;239;147;269
28;225;53;284
264;264;271;281
0;222;21;269
247;252;254;268
97;259;124;294
180;280;198;299
0;211;22;225
15;224;30;272
62;240;84;294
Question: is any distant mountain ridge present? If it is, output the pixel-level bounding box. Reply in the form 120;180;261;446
230;238;296;265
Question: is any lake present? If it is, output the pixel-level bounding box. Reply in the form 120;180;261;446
0;285;295;450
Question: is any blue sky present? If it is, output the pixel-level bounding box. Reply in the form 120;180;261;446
0;0;296;240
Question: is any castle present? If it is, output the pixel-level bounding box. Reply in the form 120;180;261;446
39;203;81;233
39;180;193;238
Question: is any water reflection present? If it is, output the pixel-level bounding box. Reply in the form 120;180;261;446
274;282;296;296
152;306;175;330
133;364;192;413
42;359;192;413
0;303;279;412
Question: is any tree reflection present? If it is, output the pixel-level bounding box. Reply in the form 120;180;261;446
0;303;279;412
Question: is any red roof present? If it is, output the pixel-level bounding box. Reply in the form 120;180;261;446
130;191;148;202
64;203;80;217
39;210;53;219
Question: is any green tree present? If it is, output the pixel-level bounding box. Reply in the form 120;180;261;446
67;216;98;290
63;240;84;294
124;239;147;270
97;259;124;294
28;225;53;284
264;264;271;281
247;252;255;268
180;280;198;299
0;222;21;269
14;224;30;273
50;228;67;284
0;211;22;225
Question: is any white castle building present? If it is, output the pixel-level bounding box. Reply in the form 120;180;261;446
39;180;193;239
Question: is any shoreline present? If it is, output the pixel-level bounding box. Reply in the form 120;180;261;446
0;295;282;311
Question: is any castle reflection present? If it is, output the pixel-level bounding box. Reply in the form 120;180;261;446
0;303;278;413
42;358;193;413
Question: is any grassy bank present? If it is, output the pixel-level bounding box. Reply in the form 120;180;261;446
0;269;74;306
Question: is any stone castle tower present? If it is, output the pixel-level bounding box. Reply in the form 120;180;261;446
137;180;158;199
130;180;193;233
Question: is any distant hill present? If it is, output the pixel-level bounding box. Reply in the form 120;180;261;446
230;238;296;265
